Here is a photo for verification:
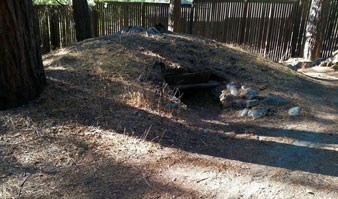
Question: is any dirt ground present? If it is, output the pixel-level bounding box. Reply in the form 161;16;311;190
1;32;337;199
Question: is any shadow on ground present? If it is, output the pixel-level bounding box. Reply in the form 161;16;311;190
0;137;197;198
16;68;338;178
2;35;338;197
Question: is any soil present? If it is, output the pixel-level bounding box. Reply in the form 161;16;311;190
1;32;337;199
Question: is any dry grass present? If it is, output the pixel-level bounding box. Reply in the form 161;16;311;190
1;32;337;198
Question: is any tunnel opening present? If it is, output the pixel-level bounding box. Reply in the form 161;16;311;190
163;70;226;108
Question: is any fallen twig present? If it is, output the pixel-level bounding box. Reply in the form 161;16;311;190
143;176;152;188
200;138;208;146
16;173;32;198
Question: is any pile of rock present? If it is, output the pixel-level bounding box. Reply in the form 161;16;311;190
318;50;338;71
119;24;167;37
282;50;338;71
120;26;145;34
214;83;301;119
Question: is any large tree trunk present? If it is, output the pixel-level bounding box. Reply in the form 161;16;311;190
73;0;92;41
303;0;329;61
168;0;181;32
0;0;46;110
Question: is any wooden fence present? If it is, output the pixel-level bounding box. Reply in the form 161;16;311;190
35;5;76;53
34;0;338;61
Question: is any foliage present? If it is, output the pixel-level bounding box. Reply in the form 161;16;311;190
33;0;192;5
33;0;96;5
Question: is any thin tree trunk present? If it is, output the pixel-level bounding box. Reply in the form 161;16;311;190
72;0;92;41
303;0;329;60
0;0;46;110
168;0;181;32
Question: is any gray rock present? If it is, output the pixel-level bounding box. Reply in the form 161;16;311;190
246;99;260;108
288;106;301;116
248;108;268;119
146;27;161;35
220;94;234;108
239;108;249;117
120;26;145;34
282;58;306;71
261;96;290;106
226;83;240;96
332;50;338;57
243;88;259;99
231;99;246;109
230;87;239;96
165;102;178;109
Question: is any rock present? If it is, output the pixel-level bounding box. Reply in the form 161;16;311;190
220;94;234;108
226;83;240;96
230;87;239;96
231;99;246;109
154;23;166;33
146;27;161;35
261;96;290;106
288;106;301;116
320;58;332;67
281;58;307;71
287;62;303;71
239;108;249;117
333;50;338;57
333;63;338;71
120;26;145;34
246;99;260;108
248;108;268;119
333;57;338;64
165;101;178;109
243;88;259;99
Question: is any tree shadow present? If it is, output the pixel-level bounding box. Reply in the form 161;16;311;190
17;68;337;179
0;138;198;198
0;144;38;181
3;34;338;196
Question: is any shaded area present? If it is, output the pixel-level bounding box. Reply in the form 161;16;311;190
0;136;197;198
2;34;338;198
15;68;338;178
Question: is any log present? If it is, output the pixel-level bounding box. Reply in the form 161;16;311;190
174;81;221;91
164;71;211;85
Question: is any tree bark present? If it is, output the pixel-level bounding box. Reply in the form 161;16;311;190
168;0;181;32
0;0;46;110
72;0;92;41
303;0;329;61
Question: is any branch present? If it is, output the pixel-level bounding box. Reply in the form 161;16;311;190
55;0;68;6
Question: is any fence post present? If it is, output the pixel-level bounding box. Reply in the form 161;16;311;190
264;3;275;58
124;4;129;28
91;8;99;37
40;6;51;53
189;0;195;34
240;0;248;44
50;8;60;50
141;3;145;27
290;0;303;57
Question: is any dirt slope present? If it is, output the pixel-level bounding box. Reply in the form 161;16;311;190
1;32;337;198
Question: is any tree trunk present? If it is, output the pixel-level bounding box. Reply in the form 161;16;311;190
72;0;92;41
0;0;46;110
168;0;181;32
303;0;329;61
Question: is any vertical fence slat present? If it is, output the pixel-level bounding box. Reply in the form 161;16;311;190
35;0;338;62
